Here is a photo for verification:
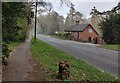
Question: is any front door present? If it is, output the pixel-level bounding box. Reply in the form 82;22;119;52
94;38;98;44
88;37;92;42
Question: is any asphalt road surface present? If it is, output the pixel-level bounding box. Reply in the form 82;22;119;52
37;34;119;78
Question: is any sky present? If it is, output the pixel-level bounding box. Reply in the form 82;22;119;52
50;0;119;19
4;0;119;19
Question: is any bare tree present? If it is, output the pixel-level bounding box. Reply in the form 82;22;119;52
58;15;65;32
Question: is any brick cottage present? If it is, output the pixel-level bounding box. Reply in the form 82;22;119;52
65;21;103;44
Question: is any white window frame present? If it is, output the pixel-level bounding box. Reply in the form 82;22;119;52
89;28;93;33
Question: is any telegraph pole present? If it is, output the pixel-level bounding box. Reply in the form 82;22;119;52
34;0;37;42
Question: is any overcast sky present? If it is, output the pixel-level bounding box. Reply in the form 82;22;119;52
51;0;119;18
4;0;119;19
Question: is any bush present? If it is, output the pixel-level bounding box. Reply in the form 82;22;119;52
2;43;11;58
55;32;72;40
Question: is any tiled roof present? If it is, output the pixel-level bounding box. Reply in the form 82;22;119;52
65;24;90;32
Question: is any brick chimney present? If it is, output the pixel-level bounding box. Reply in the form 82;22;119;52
75;20;80;25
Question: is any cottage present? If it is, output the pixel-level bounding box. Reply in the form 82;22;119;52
65;21;103;44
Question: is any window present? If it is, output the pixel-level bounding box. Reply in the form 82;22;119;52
89;28;93;33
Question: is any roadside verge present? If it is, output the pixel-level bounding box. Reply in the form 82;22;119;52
30;38;119;81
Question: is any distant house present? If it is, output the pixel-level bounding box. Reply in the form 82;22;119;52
64;21;103;44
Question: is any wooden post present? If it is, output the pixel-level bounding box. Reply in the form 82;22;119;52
34;0;37;42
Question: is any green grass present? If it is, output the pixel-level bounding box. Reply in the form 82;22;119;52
31;38;119;81
100;45;120;51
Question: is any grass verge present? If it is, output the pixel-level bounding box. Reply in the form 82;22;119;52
100;44;120;51
31;38;119;81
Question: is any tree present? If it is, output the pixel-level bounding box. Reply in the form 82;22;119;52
29;0;53;42
99;14;120;44
65;5;83;28
65;14;72;28
45;11;59;34
37;11;60;34
69;3;76;23
33;0;73;35
65;4;76;28
90;2;120;44
2;2;32;58
90;2;120;16
58;15;65;32
73;11;83;22
2;2;31;42
90;6;101;15
37;15;46;33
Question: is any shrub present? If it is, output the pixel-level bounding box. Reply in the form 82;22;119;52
2;43;11;58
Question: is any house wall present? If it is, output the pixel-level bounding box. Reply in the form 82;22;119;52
71;25;103;44
79;25;98;42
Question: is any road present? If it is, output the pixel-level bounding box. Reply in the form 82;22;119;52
37;34;119;77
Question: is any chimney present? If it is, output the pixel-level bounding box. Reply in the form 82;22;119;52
75;20;80;25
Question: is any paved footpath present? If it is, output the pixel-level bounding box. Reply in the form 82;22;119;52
2;36;48;81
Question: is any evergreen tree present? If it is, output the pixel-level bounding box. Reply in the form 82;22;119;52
99;14;120;44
